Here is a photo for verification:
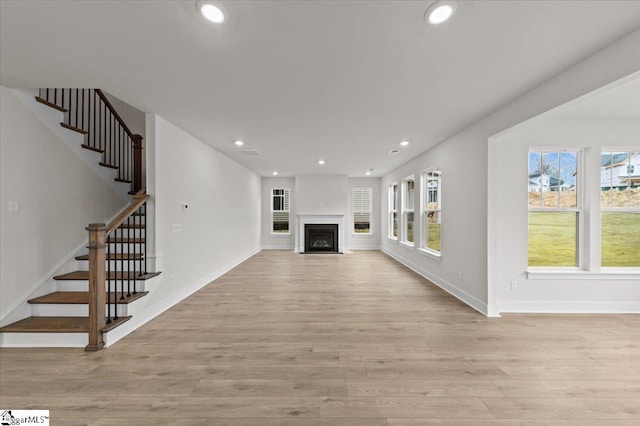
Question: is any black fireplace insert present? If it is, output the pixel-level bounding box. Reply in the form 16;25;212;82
304;224;339;253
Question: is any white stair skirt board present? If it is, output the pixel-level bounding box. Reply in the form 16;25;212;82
0;333;87;348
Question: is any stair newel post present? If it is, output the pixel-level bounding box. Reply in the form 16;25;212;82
85;223;107;352
132;134;144;194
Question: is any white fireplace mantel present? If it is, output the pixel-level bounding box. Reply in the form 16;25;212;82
296;214;345;253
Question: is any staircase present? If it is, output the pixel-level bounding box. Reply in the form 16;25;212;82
0;89;160;350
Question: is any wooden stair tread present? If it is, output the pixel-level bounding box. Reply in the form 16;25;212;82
75;253;142;261
54;271;161;281
102;316;132;333
35;96;68;112
28;291;148;305
60;122;88;134
0;316;132;333
99;162;118;169
0;316;88;333
81;144;105;154
107;237;145;243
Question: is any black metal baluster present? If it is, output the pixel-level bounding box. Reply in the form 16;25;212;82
113;232;119;320
74;89;79;128
127;215;132;297
106;231;112;324
81;89;85;131
143;202;147;274
46;88;50;103
120;229;125;301
133;209;138;293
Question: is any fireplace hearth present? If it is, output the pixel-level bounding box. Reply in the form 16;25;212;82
304;224;339;253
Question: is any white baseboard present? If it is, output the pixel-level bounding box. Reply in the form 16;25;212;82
104;247;262;347
261;245;294;250
498;300;640;314
346;246;381;251
381;248;491;317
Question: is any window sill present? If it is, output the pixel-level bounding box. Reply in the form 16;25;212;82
526;269;640;280
399;241;415;250
418;247;441;261
352;233;373;238
387;236;398;243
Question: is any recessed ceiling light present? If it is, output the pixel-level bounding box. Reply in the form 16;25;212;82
196;1;227;24
272;171;278;176
425;0;457;25
365;171;371;176
400;140;410;147
318;160;325;165
234;140;244;146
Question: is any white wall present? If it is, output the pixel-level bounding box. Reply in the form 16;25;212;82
261;177;295;250
493;117;640;312
103;91;146;138
382;28;640;316
347;177;381;250
132;115;261;324
295;175;348;215
0;86;126;319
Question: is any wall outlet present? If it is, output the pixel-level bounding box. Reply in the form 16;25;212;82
171;224;182;233
511;280;518;290
458;271;463;281
8;201;18;212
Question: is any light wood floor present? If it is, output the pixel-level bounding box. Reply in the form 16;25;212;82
1;250;639;425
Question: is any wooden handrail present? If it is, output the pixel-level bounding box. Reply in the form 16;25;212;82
95;89;136;141
105;192;149;235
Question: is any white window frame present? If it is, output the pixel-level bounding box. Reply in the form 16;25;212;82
420;167;442;257
600;149;640;270
271;188;291;235
352;187;373;236
388;183;398;240
401;175;415;247
527;149;583;271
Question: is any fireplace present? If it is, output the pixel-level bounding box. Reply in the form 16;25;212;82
304;224;339;253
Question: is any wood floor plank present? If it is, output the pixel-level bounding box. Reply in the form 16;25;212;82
482;397;640;419
318;396;495;418
192;379;347;397
1;250;638;424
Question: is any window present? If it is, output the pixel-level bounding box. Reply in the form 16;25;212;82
423;168;441;254
272;188;290;234
389;184;398;239
528;151;579;267
353;187;372;234
601;151;640;267
402;176;415;245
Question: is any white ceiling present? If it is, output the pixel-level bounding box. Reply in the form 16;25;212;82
2;0;640;177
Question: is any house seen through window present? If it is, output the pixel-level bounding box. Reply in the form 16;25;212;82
527;151;579;267
601;151;640;267
423;168;442;254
